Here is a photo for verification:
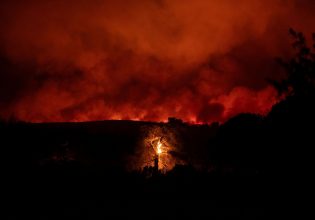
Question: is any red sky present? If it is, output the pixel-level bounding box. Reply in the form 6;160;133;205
0;0;314;123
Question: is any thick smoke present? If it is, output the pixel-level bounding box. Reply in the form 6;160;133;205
0;0;314;123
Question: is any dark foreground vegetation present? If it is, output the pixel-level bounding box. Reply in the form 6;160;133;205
2;29;314;218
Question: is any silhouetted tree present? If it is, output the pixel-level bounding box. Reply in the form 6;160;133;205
265;29;315;176
270;28;315;97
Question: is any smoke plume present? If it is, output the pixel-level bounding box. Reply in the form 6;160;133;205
0;0;314;123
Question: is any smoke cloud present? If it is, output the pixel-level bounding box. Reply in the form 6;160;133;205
0;0;314;123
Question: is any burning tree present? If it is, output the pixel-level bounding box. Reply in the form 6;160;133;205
129;124;183;173
147;136;169;171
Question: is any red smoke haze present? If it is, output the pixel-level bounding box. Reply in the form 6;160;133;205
0;0;314;123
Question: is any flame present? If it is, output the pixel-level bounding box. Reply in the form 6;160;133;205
151;137;164;155
149;137;162;154
156;140;162;155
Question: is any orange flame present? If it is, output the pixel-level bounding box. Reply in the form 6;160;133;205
156;140;162;155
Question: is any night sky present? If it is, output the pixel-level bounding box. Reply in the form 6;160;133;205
0;0;314;123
